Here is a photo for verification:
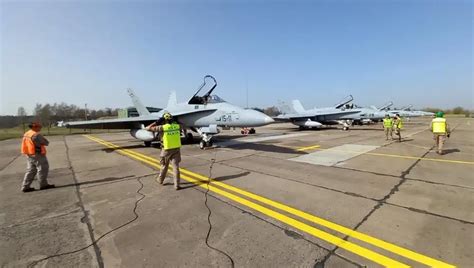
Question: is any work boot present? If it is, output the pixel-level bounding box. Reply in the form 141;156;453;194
175;185;181;191
22;187;35;193
40;184;55;190
156;177;164;185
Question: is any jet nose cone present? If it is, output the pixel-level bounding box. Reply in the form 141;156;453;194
263;115;274;124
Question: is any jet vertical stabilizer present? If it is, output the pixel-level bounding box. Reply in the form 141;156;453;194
167;91;178;108
127;88;151;116
292;100;307;113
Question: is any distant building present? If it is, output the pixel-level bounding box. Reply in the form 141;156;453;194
118;107;161;118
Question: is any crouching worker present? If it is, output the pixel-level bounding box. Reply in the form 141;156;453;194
21;122;55;192
146;112;182;190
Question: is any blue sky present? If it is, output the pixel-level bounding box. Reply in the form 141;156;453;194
1;0;472;115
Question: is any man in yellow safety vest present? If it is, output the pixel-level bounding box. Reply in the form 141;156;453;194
393;114;403;142
146;112;182;190
430;111;450;155
382;114;393;140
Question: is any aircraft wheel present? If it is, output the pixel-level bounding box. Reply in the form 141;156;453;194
199;140;206;150
144;141;152;147
207;140;213;147
186;133;194;144
249;128;256;134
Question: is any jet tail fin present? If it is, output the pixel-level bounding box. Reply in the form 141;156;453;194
291;100;306;113
127;88;150;116
401;104;413;111
167;91;178;108
377;101;393;111
277;101;296;114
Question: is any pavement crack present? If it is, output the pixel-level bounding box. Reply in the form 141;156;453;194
319;145;434;263
192;184;364;267
26;136;150;268
386;202;474;225
218;161;379;202
0;208;82;230
0;154;21;172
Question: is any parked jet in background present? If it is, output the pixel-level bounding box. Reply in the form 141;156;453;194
381;104;435;117
66;75;273;149
276;98;387;130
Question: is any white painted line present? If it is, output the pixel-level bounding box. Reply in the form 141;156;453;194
290;144;379;167
218;133;310;147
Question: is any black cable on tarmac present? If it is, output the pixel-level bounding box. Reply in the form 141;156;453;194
27;175;148;268
203;150;235;268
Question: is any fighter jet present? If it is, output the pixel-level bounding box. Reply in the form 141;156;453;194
276;96;387;130
66;75;274;149
381;104;435;117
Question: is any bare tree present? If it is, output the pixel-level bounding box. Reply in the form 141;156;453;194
17;106;27;132
17;107;27;117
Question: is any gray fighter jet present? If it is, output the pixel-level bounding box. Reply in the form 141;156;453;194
381;104;435;117
276;97;387;130
66;75;274;149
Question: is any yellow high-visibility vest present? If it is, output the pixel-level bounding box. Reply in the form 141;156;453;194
395;118;403;129
383;118;393;128
432;118;447;134
162;123;182;150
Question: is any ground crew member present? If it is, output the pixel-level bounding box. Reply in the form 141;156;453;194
382;114;393;140
431;111;450;155
393;114;403;142
146;113;182;190
20;122;55;192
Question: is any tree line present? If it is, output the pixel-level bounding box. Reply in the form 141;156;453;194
422;106;472;116
0;103;120;128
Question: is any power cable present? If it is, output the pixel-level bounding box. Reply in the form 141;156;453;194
203;150;235;268
27;175;148;267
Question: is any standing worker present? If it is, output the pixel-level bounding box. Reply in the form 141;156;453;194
393;114;403;142
382;114;393;140
431;111;450;155
146;112;182;190
20;122;55;192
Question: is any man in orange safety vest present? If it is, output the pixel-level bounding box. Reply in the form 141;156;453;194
20;122;55;192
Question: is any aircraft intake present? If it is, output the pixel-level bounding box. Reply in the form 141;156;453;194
130;129;156;142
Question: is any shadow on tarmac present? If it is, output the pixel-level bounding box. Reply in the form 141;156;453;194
442;148;461;155
55;175;136;189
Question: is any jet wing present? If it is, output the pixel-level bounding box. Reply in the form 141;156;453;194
65;109;217;129
65;116;158;129
277;110;360;121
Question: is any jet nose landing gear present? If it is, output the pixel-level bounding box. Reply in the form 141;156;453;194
197;125;219;150
199;140;214;149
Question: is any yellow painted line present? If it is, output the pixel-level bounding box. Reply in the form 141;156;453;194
84;135;409;267
365;152;474;165
83;136;455;267
85;135;456;268
296;144;321;151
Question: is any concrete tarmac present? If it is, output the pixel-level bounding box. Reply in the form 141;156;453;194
1;117;473;267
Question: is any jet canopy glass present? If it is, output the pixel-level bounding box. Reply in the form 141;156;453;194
207;95;226;103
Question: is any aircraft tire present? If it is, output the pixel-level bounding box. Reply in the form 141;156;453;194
186;133;194;144
144;141;152;147
199;140;206;150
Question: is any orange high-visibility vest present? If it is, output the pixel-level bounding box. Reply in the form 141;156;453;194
21;130;46;155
